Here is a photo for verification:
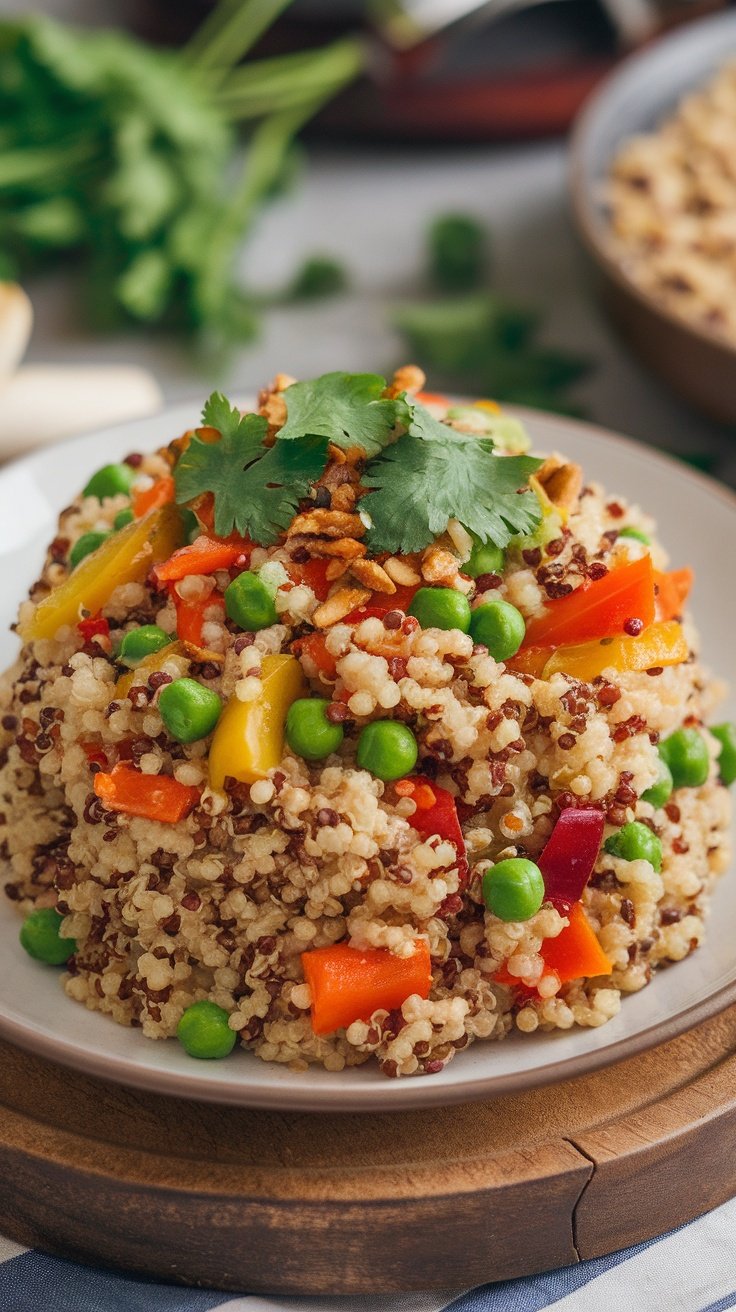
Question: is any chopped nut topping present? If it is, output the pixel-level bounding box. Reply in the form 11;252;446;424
312;586;372;627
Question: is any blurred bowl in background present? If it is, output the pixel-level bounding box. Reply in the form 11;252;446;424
570;9;736;426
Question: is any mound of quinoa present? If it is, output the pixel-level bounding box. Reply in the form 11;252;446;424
0;367;731;1079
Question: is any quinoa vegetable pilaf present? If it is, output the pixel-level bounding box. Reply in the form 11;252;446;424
1;366;733;1079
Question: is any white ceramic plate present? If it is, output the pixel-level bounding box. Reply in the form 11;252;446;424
0;403;733;1111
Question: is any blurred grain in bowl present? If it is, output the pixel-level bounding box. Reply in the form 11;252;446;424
570;9;736;425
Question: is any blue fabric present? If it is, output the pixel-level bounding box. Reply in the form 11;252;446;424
0;1207;734;1312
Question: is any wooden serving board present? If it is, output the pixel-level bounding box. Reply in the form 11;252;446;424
3;1007;736;1295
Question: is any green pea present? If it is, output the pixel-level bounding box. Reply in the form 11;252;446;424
659;728;710;789
711;722;736;786
356;720;418;781
225;571;278;631
642;756;673;808
113;508;134;530
408;587;471;633
465;537;504;579
604;821;662;872
286;698;344;761
177;1000;236;1060
482;858;545;922
618;526;651;545
83;462;137;500
158;677;222;743
20;907;76;965
117;625;173;667
69;530;110;569
469;598;526;662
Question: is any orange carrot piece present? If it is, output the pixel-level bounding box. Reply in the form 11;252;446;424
655;567;693;622
133;475;175;519
93;763;199;823
293;631;337;680
505;645;553;678
155;536;246;583
302;940;432;1035
540;902;612;983
522;556;656;650
414;391;450;407
287;557;332;601
172;590;224;648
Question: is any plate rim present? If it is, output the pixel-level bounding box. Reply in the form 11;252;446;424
1;400;735;1111
569;7;736;365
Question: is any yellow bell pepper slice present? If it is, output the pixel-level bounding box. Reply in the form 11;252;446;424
115;641;189;699
209;653;307;790
21;504;183;642
542;620;688;682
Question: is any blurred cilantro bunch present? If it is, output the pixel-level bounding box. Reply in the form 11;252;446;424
394;215;592;415
0;0;361;345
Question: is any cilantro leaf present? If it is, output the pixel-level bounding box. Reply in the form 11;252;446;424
277;371;409;457
362;407;543;555
174;392;328;544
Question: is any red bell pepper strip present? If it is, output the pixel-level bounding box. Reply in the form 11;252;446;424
292;631;338;680
154;536;247;584
133;475;175;519
344;584;419;624
400;776;469;882
77;613;109;643
286;557;332;601
522;556;656;649
540;902;612;982
538;807;605;912
94;762;199;823
172;589;225;648
302;940;432;1035
655;568;693;622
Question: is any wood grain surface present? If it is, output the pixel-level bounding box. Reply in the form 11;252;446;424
3;1007;736;1294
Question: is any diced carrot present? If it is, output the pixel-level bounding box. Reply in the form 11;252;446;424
287;557;332;601
302;940;432;1035
415;391;450;407
293;631;337;680
133;475;175;519
344;584;418;624
655;567;693;622
505;645;553;678
172;589;225;648
154;536;247;584
540;902;612;983
93;763;199;823
522;556;656;650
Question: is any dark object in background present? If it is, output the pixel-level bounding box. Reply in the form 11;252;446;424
570;7;736;425
140;0;727;141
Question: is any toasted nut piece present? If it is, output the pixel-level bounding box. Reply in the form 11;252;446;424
384;556;421;586
330;483;358;513
325;559;350;581
350;559;397;594
534;456;583;512
287;509;365;539
261;392;287;432
421;546;460;585
182;641;225;664
313;586;371;627
386;364;426;398
287;534;366;560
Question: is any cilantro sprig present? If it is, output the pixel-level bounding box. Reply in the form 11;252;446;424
278;371;410;457
174;393;328;543
361;403;542;555
173;373;543;554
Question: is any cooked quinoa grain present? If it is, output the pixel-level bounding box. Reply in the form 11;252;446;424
0;368;731;1078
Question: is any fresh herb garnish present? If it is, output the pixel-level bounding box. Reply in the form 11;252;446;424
174;393;328;543
278;371;410;457
361;404;543;555
0;4;361;346
174;376;541;553
428;214;489;293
